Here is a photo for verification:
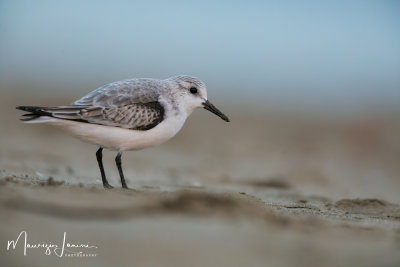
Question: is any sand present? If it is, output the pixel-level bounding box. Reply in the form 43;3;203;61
0;96;400;267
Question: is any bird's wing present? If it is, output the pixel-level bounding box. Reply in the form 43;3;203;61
18;79;165;130
79;102;164;130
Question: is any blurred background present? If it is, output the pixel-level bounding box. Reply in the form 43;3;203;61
1;0;399;117
1;1;400;266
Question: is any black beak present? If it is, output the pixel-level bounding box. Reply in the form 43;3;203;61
202;100;230;122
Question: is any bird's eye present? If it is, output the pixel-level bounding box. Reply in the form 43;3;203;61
190;87;198;94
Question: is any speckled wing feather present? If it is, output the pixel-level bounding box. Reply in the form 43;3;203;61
19;79;166;130
79;102;164;130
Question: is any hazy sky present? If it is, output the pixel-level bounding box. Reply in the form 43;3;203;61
0;0;399;114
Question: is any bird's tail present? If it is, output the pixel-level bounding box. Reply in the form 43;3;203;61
16;106;52;121
16;105;87;122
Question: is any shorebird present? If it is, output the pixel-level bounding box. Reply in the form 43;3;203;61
16;75;229;189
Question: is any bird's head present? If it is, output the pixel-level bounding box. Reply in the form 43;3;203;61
167;75;230;122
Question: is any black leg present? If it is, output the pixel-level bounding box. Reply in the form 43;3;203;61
96;147;113;189
115;151;128;189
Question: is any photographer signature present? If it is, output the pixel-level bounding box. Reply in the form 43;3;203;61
6;231;98;257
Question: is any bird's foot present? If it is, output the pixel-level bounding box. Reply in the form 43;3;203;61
103;183;114;189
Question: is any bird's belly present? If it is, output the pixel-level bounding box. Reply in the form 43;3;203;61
38;115;186;151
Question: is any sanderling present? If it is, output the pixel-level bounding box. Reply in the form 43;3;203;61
16;75;229;189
